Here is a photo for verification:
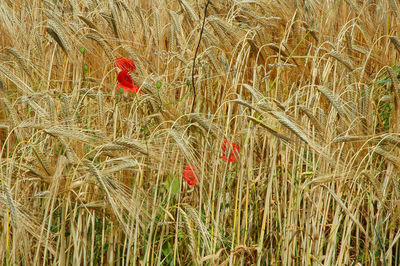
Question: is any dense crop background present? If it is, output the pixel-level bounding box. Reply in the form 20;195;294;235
1;0;400;265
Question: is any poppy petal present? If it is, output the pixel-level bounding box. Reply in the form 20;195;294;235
117;82;132;91
124;84;141;93
117;70;133;85
183;165;198;186
222;140;240;162
114;57;136;73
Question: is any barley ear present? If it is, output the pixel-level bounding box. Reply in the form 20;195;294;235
3;183;18;227
329;51;355;71
86;33;113;63
46;20;71;54
389;36;400;54
5;47;31;76
317;86;348;120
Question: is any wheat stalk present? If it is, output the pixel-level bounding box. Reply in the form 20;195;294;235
47;96;55;123
1;1;400;264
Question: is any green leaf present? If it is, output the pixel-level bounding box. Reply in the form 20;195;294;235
170;177;180;195
83;64;89;71
156;81;162;89
80;47;86;53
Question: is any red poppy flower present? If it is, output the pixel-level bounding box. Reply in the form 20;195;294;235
183;165;198;186
117;70;140;93
222;140;240;162
114;57;136;73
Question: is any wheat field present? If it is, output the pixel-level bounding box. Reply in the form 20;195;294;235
0;0;400;265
